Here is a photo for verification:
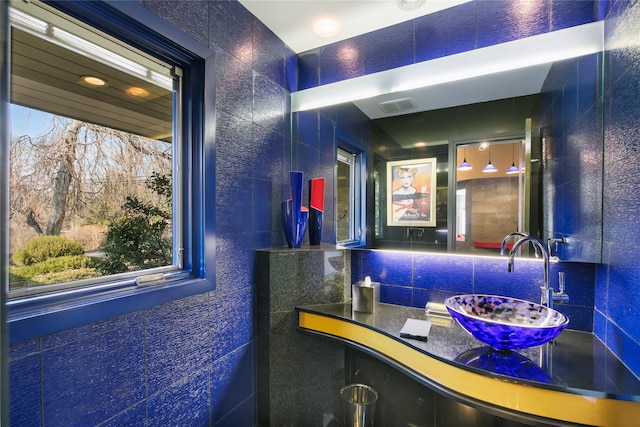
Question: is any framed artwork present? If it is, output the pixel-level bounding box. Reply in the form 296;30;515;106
386;157;437;227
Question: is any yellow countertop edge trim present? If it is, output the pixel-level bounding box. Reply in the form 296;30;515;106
299;311;640;427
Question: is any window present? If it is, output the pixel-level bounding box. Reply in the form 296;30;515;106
4;0;210;341
336;141;365;246
337;148;355;242
8;1;182;298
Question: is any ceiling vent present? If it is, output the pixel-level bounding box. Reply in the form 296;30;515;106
378;97;416;114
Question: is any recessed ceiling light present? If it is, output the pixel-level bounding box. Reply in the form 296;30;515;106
397;0;426;11
126;86;150;98
414;142;427;148
80;75;107;87
313;17;340;38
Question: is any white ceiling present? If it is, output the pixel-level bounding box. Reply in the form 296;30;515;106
238;0;471;53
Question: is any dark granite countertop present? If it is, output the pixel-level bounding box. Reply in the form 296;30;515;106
297;302;640;402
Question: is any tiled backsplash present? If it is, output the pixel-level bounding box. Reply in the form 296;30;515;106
351;249;596;332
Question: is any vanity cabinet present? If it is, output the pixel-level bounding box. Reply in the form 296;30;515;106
298;303;640;426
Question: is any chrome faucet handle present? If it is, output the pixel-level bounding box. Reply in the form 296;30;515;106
547;237;566;258
552;292;569;304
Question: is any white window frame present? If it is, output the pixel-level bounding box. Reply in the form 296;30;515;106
337;140;366;247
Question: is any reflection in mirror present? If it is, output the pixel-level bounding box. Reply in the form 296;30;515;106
369;96;541;256
337;148;355;242
454;138;529;255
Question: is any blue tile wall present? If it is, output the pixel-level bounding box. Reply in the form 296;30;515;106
8;0;295;423
252;124;287;182
586;0;640;376
9;344;41;426
215;51;253;119
540;51;603;263
415;2;476;62
215;111;255;232
147;370;210;426
41;313;145;426
252;17;287;88
551;0;601;30
210;343;255;422
209;1;254;64
413;255;473;293
140;0;209;46
605;320;640;379
8;291;256;426
316;40;365;86
360;249;414;286
476;0;550;47
361;20;416;75
146;295;210;395
298;0;599;91
100;403;146;427
210;285;255;360
214;395;256;427
352;250;595;332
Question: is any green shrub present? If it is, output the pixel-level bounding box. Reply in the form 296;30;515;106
100;215;171;274
101;173;172;275
12;236;84;266
10;255;99;279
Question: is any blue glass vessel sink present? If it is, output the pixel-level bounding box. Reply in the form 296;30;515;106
444;295;569;350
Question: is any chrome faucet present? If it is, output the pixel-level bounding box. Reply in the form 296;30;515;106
500;232;528;256
507;236;568;309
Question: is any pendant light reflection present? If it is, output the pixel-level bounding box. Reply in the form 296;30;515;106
506;143;520;174
458;147;472;171
482;144;497;173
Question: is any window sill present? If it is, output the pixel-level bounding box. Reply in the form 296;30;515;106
7;274;210;344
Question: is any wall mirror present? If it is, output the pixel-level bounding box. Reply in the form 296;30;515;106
367;96;541;256
292;23;604;258
313;93;542;256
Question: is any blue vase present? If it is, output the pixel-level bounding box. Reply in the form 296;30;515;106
282;171;308;248
309;208;323;245
308;177;325;245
